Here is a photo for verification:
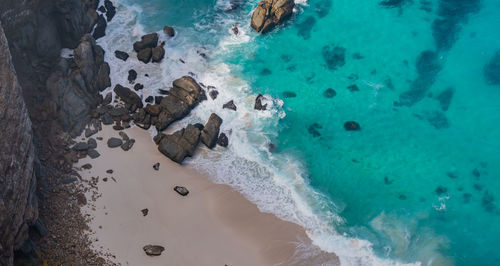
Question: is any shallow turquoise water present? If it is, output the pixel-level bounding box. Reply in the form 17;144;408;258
116;0;500;264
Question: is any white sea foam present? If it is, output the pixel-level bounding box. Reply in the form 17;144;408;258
96;0;420;265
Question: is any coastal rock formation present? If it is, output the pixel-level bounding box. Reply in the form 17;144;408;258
0;23;38;266
133;33;165;63
47;34;109;136
157;124;201;163
251;0;295;33
201;114;223;149
155;76;205;131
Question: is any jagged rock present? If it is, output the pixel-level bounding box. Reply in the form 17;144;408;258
104;0;116;21
114;84;143;108
133;33;159;52
153;163;160;170
163;26;175;37
141;208;149;216
121;139;135;151
145;96;154;103
155;76;204;131
137;48;152;63
344;121;361;131
223;100;237;111
209;89;219;100
174;186;189;196
93;14;107;40
152;45;165;63
128;69;137;83
201;113;223;149
157;124;201;163
282;91;296;98
0;26;38;265
217;133;229;147
134;83;144;91
107;137;123;148
115;50;129;61
254;94;267;110
143;245;165;256
251;0;295;34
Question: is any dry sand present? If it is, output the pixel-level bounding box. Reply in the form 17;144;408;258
75;125;334;265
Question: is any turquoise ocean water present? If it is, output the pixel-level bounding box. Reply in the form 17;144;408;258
98;0;500;264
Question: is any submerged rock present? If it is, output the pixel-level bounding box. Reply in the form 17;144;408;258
322;44;346;70
143;245;165;256
344;121;361;131
436;87;454;111
347;84;359;92
282;91;297;98
251;0;295;34
484;51;500;85
201;113;223;149
323;88;336;98
308;123;322;137
174;186;189;196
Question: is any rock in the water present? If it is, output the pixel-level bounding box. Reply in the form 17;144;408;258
141;208;149;216
133;33;159;52
145;96;154;103
163;26;175;37
104;0;116;21
209;89;219;100
143;245;165;256
323;88;336;98
347;84;359;92
223;100;237;111
152;45;165;63
157;124;201;163
137;48;152;64
114;84;143;108
121;139;135;151
128;69;137;83
201;114;223;149
107;137;123;148
484;51;500;85
282;91;297;98
344;121;361;131
436;87;454;111
251;0;295;34
254;94;267;110
308;123;322;137
73;142;89;151
115;50;129;61
88;149;100;159
93;15;107;40
217;133;229;147
322;44;346;70
174;186;189;196
103;92;113;105
153;163;160;171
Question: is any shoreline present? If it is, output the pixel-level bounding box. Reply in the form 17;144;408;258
76;125;338;265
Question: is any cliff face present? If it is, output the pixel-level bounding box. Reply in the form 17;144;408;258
0;22;38;266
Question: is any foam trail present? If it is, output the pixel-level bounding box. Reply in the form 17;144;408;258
96;0;420;265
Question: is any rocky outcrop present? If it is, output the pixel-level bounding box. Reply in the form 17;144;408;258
0;23;38;266
47;34;109;136
133;33;165;64
201;114;223;149
250;0;295;33
157;124;201;163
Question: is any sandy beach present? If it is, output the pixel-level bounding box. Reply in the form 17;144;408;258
75;125;334;265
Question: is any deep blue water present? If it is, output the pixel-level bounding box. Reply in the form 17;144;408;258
101;0;500;264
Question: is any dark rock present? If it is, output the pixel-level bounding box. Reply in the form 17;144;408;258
217;133;229;147
121;139;135;151
254;94;267;110
76;193;87;205
174;186;189;196
268;143;276;152
282;91;296;98
153;163;160;171
104;0;116;21
107;137;123;148
426;111;449;129
260;68;272;75
347;84;359;92
98;6;106;13
436;87;454;111
322;44;346;70
379;0;407;8
232;23;239;35
96;62;111;91
134;83;144;91
163;26;175;37
296;16;316;40
144;104;162;116
73;142;89;151
106;169;114;174
314;0;332;17
93;15;107;40
82;163;92;169
114;84;143;108
145;96;154;103
133;33;159;52
323;88;336;98
143;245;165;256
223;100;237;111
155;96;163;105
102;113;114;125
344;121;361;131
87;138;97;149
152;46;165;63
209;89;219;100
308;123;322;137
33;219;48;238
88;149;100;159
137;48;152;63
251;0;295;34
158;89;169;95
62;177;78;184
128;69;137;83
113;123;124;131
115;50;129;61
472;168;481;178
484;51;500;85
201;114;223;149
141;209;149;216
158;124;201;163
435;186;448;195
103;92;113;105
119;131;129;141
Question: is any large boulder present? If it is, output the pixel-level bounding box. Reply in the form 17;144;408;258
201;113;223;149
137;48;152;64
152;45;165;63
157;124;201;163
251;0;295;34
133;33;159;52
114;84;143;108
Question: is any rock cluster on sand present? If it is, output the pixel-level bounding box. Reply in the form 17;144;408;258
133;33;165;63
250;0;295;33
